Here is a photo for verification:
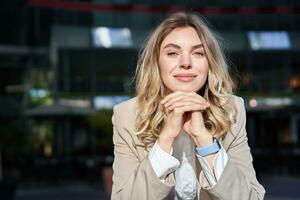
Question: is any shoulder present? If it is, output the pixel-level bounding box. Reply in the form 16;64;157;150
113;97;138;128
228;94;247;136
227;94;246;120
220;95;247;148
114;96;137;111
231;94;246;120
228;94;245;109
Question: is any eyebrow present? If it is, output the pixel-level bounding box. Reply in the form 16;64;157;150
163;43;204;50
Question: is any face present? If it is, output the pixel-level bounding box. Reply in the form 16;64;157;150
158;26;209;95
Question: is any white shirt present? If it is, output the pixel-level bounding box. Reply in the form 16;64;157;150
148;132;228;199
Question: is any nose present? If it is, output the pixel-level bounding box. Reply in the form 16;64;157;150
179;53;192;69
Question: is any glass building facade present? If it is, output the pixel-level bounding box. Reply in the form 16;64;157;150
1;0;300;195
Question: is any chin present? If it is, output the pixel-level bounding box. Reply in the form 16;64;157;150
171;86;201;92
167;79;206;93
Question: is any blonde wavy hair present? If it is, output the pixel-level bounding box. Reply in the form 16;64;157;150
134;12;237;148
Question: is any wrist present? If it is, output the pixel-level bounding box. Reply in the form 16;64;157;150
158;129;176;153
194;132;213;147
160;127;178;141
195;139;220;157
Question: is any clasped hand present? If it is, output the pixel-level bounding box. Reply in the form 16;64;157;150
160;91;213;147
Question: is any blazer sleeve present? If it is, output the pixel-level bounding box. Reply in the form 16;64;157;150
198;97;266;200
111;104;175;200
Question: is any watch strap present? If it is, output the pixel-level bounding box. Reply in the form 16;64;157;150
195;139;220;157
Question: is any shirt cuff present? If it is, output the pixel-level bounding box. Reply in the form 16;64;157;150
148;140;180;178
196;144;228;186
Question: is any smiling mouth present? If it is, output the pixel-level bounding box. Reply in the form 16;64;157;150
174;75;197;82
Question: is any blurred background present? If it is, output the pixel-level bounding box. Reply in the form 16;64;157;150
0;0;300;200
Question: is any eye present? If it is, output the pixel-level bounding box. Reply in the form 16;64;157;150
167;52;179;57
193;51;205;57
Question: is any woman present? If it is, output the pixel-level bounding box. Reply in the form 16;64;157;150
111;12;265;200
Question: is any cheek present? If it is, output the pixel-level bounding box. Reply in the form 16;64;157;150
198;59;209;74
159;57;172;77
195;60;209;87
158;58;175;90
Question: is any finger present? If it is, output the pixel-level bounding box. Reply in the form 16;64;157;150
172;104;205;115
167;100;209;110
165;93;209;107
162;103;171;115
167;102;194;112
166;96;205;108
161;90;185;104
187;92;210;106
162;91;192;106
170;103;209;113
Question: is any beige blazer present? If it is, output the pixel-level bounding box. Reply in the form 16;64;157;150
111;95;265;200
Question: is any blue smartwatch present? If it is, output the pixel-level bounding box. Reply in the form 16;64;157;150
195;139;221;157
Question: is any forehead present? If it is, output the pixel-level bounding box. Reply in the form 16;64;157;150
161;26;202;47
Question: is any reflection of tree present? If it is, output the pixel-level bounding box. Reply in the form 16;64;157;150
29;68;53;106
28;120;54;157
0;96;26;179
87;109;113;155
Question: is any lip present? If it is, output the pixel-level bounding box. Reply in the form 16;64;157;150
174;74;197;82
